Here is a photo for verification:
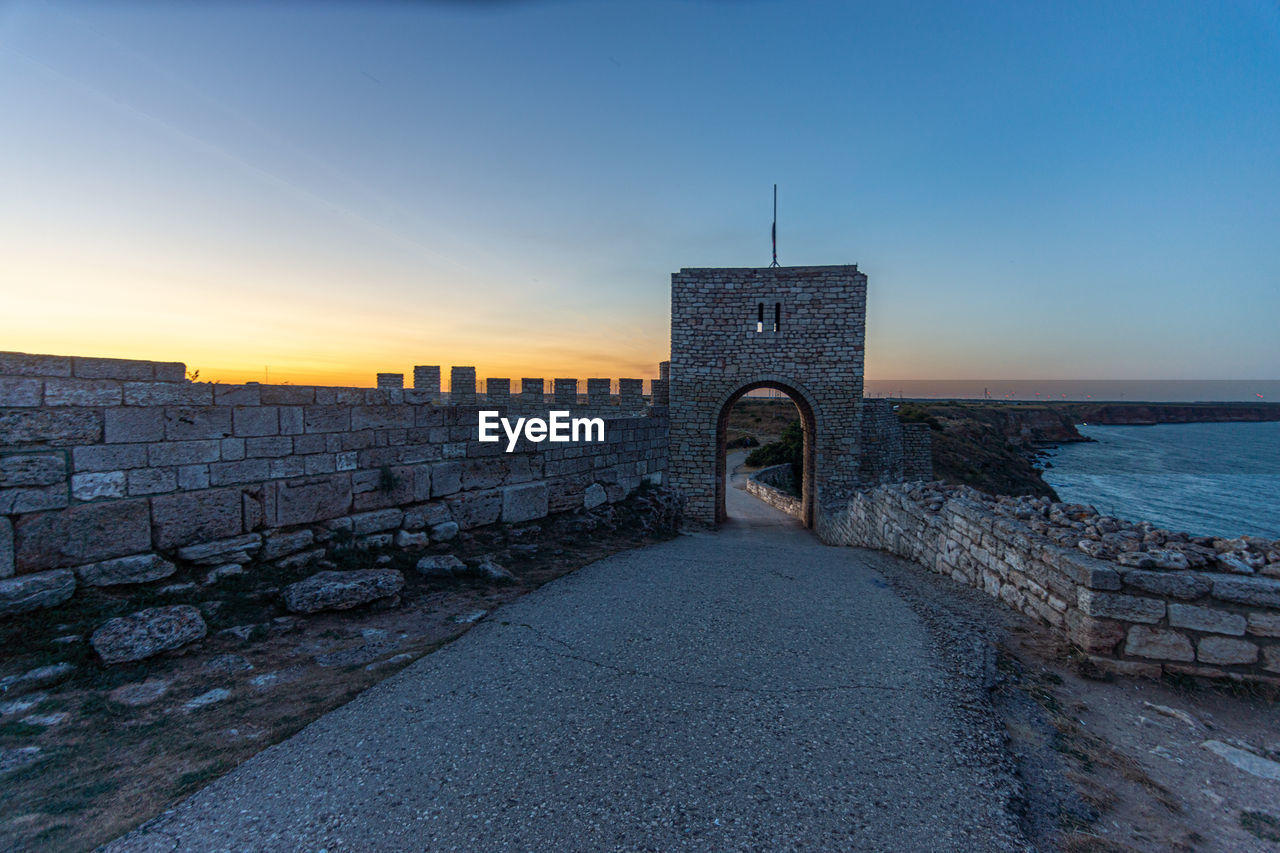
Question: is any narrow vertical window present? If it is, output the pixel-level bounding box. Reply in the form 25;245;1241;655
756;302;764;333
774;302;781;332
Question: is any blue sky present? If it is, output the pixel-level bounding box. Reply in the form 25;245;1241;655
1;0;1277;384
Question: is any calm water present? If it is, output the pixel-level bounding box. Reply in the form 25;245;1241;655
1043;422;1280;540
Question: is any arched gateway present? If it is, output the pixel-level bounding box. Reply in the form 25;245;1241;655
668;265;913;541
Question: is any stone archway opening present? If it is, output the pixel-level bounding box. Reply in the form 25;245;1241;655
715;381;817;528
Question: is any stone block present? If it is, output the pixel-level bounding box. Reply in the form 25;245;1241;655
261;530;315;561
1120;569;1212;600
279;407;304;435
164;408;232;441
241;484;276;532
43;378;122;407
0;570;76;616
462;458;509;490
72;471;127;501
76;554;176;587
445;489;502;530
0;452;66;487
0;409;101;445
1066;610;1126;655
1212;576;1280;608
413;464;432;501
16;500;152;570
583;482;607;510
233;406;279;437
177;465;211;491
153;362;187;382
148;440;220;468
105;408;165;443
150;489;242;549
245;436;293;458
122;382;212;406
214;384;260;406
91;605;206;664
304;406;350;433
283;569;404;614
127;468;177;496
71;356;157;381
502;482;548;523
274;475;352;527
403;503;451;531
72;444;148;472
431;461;462;497
1246;612;1280;638
1197;636;1258;665
0;351;71;377
1051;548;1122;591
0;377;42;407
1124;626;1194;662
260;386;316;405
1263;646;1280;674
176;533;262;566
430;521;459;541
349;509;404;535
1077;589;1165;624
1168;603;1246;636
395;530;429;548
208;459;269;487
351;467;414;511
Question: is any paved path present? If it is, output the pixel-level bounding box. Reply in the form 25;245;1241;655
111;459;1026;851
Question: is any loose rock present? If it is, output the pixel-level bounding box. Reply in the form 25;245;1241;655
281;569;404;614
91;605;207;664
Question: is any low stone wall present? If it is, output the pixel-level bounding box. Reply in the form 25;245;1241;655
0;351;668;617
831;482;1280;685
745;464;803;519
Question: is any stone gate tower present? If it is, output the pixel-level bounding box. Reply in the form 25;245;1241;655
668;265;868;539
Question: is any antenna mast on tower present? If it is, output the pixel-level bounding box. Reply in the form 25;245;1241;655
770;184;779;268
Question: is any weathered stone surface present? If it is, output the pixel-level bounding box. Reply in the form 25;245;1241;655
91;605;207;664
274;475;352;527
445;489;502;530
415;555;467;577
1077;589;1165;624
0;376;42;407
1211;576;1280;608
183;688;232;712
43;378;122;407
76;554;176;587
1120;569;1212;600
176;533;262;566
0;519;12;579
349;509;403;535
70;471;126;501
261;529;315;561
431;461;462;497
0;408;101;446
15;500;152;571
474;557;516;582
1246;612;1280;638
501;482;548;523
394;530;429;549
1263;647;1280;673
150;489;242;549
109;679;170;706
203;563;244;585
1197;636;1258;665
1124;626;1194;662
430;521;459;541
0;662;74;694
0;452;65;487
1066;611;1126;654
583;482;608;510
282;569;404;614
403;503;451;531
1167;603;1246;636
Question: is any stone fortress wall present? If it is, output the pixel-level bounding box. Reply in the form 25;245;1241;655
744;464;804;520
0;351;667;615
830;483;1280;686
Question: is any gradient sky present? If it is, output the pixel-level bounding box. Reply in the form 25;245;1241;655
2;0;1278;387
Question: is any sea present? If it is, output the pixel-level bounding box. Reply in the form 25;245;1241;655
1042;422;1280;540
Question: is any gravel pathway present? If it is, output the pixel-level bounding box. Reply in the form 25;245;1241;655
107;461;1029;851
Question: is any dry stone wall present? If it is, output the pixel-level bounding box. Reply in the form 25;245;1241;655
0;351;667;616
832;482;1280;686
744;465;803;520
